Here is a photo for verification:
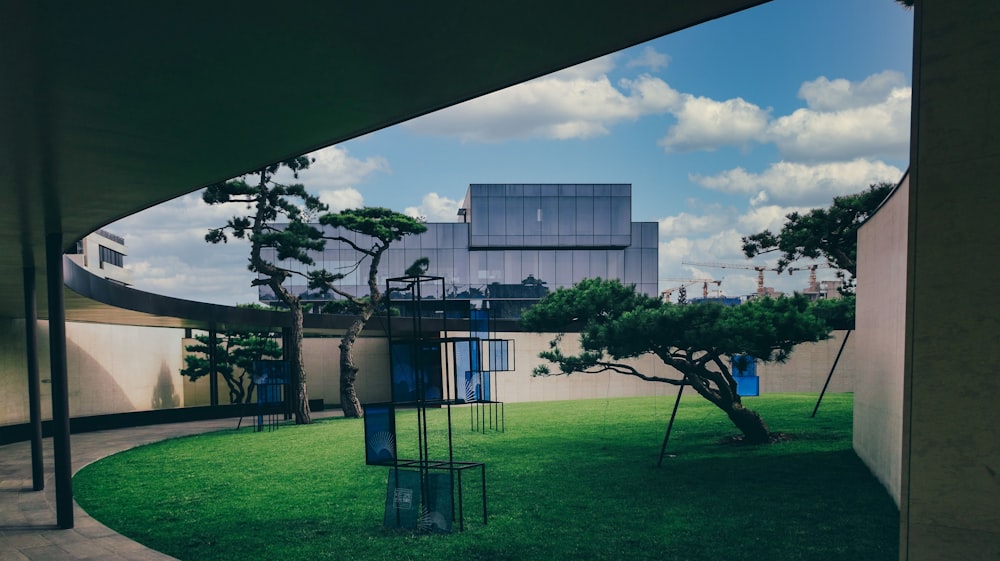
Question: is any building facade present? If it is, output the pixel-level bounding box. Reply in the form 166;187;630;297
260;184;659;318
67;229;133;286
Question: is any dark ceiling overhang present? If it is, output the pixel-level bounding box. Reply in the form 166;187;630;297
1;0;767;324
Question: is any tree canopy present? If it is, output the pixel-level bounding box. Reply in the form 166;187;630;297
307;207;427;418
521;278;836;444
202;157;325;423
741;182;895;283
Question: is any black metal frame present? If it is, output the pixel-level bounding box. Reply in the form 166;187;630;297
366;274;488;532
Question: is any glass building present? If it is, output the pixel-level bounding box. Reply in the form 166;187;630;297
260;184;659;318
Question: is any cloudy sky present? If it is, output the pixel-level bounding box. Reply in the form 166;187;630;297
110;0;913;305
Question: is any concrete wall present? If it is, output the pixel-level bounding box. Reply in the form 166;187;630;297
902;2;1000;557
181;330;856;409
0;320;184;425
854;176;908;506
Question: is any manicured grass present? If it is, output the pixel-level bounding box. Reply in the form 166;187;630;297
74;394;898;561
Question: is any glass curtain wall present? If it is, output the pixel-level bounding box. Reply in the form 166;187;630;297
259;184;658;318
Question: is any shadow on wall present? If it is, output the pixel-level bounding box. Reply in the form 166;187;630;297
152;360;180;409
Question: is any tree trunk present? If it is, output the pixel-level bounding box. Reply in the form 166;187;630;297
339;316;366;418
724;403;770;444
289;304;312;424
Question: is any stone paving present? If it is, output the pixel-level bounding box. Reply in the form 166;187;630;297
0;412;340;560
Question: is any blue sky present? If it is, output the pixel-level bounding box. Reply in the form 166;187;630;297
112;0;913;304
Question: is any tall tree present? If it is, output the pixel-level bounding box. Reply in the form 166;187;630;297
521;278;834;444
180;330;282;404
307;207;427;418
203;157;326;424
741;182;894;287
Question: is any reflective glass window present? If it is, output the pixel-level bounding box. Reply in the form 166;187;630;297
611;197;631;236
471;196;489;236
589;251;608;279
593;196;611;236
504;251;522;284
452;249;469;285
487;251;503;284
487;196;506;236
572;250;590;281
558;198;576;236
559;184;576;197
524;184;541;196
606;250;622;279
540;197;559;236
520;250;539;280
624;248;642;283
505;196;523;234
642;248;658;284
595;184;612;196
538;250;556;288
576;195;594;235
555;251;573;286
522;196;541;236
576;184;594;197
435;224;453;249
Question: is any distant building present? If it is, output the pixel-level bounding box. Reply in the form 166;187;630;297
260;184;659;318
68;229;133;286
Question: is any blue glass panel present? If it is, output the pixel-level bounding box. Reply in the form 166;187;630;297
364;403;396;465
735;376;760;397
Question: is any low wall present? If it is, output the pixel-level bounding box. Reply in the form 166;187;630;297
1;320;856;429
0;319;184;426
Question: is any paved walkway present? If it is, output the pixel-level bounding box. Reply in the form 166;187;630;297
0;412;341;560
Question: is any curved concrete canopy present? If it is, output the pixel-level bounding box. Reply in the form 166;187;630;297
0;0;765;322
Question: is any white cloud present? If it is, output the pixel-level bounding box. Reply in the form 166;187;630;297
690;158;903;206
658;95;770;152
798;70;907;111
320;188;364;212
287;145;390;190
719;71;916;163
405;63;680;142
404;193;462;223
627;46;670;71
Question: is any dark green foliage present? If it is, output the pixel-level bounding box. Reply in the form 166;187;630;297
306;207;427;417
201;157;326;423
522;279;837;442
741;182;895;281
180;331;281;404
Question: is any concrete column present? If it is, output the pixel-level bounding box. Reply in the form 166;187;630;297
22;264;44;491
903;1;1000;557
44;233;73;529
208;326;219;406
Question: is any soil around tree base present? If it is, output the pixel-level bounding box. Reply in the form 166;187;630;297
720;432;794;446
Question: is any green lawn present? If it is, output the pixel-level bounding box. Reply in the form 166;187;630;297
74;394;898;561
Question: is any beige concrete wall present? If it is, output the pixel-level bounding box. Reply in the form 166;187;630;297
854;176;908;506
0;321;184;425
902;2;1000;557
181;336;392;408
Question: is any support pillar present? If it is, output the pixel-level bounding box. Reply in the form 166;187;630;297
22;264;44;491
903;1;1000;557
44;233;72;529
208;325;219;406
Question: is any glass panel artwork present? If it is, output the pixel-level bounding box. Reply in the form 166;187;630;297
391;342;443;402
364;403;396;465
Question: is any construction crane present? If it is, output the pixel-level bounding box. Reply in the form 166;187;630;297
786;263;834;293
681;262;783;296
659;277;722;304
